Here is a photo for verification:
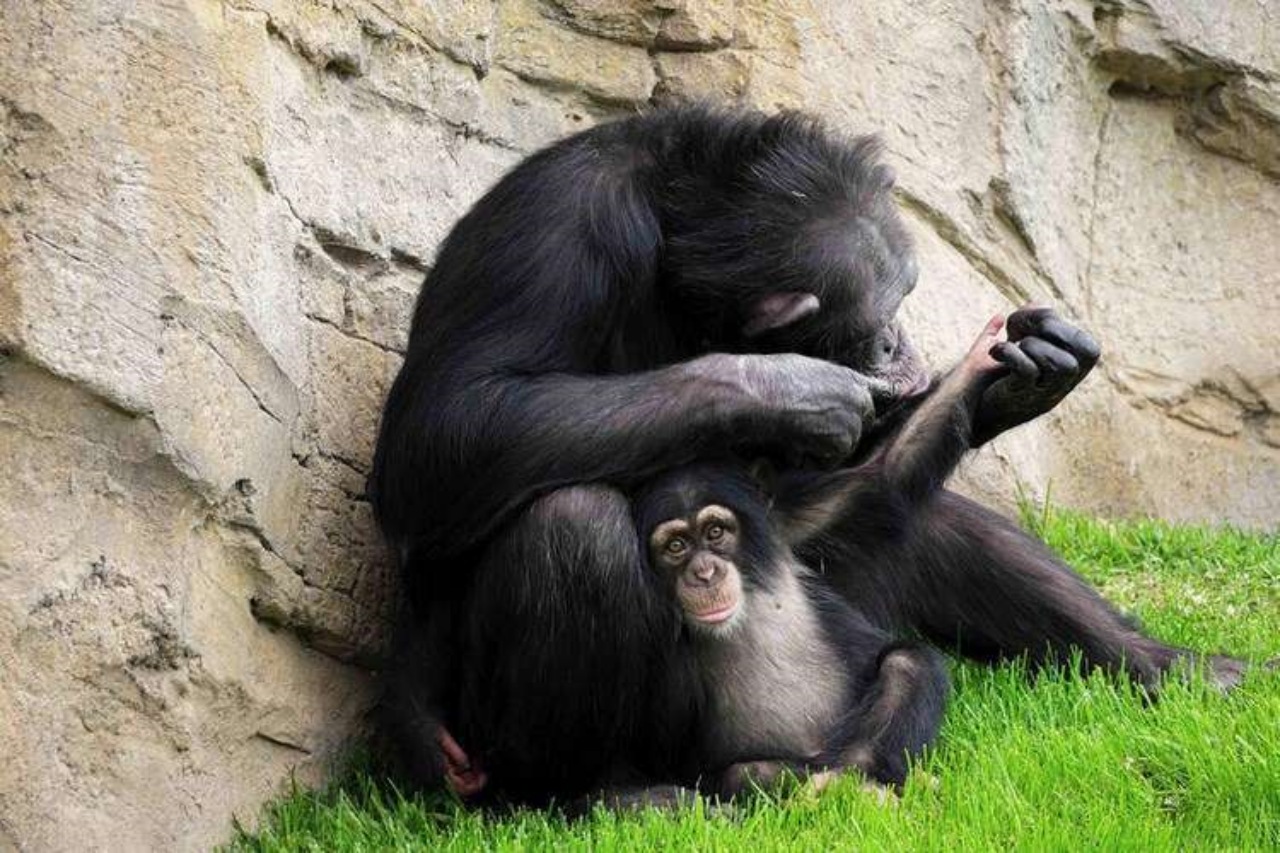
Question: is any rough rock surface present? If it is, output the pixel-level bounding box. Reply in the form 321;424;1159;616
1;0;1276;849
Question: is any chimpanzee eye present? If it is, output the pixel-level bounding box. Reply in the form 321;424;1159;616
874;325;899;361
705;524;725;542
665;537;688;556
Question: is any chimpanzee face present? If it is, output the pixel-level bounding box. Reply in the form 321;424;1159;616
736;198;927;402
648;504;746;636
655;122;928;402
634;464;786;639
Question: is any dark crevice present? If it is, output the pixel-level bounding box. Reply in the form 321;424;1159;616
302;312;404;356
896;190;1032;306
254;731;313;754
390;247;430;273
987;178;1037;259
323;55;363;78
243;155;274;192
316;237;387;273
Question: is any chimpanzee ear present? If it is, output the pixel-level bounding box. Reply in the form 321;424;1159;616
747;457;779;496
742;292;821;338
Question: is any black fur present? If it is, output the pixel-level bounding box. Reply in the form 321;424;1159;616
368;105;1248;805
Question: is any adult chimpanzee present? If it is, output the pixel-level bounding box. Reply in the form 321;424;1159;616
625;317;1013;803
368;106;1247;805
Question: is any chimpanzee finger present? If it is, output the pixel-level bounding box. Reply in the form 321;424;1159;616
1006;308;1102;367
437;727;474;773
1032;317;1101;367
1017;337;1080;385
1004;306;1056;341
989;340;1038;378
863;375;898;407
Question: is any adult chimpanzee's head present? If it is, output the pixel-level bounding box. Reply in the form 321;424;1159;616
633;463;786;639
653;110;927;399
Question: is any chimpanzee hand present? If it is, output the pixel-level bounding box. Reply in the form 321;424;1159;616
956;314;1010;386
437;726;487;799
972;306;1101;446
715;353;888;468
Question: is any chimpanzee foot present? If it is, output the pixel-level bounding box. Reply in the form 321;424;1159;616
1167;653;1267;694
857;780;899;805
800;768;898;805
803;769;838;794
726;761;901;804
717;759;831;799
436;727;487;798
1206;655;1248;692
718;759;791;795
595;785;702;813
1203;654;1280;693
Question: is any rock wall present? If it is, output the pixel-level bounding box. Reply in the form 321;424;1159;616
1;0;1276;849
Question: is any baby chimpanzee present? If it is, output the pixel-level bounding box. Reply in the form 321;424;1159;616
633;316;1012;799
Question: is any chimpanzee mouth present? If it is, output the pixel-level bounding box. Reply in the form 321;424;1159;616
693;602;739;624
901;371;931;398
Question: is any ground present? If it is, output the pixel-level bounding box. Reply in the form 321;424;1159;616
229;506;1280;852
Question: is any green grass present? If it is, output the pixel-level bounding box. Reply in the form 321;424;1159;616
230;508;1280;852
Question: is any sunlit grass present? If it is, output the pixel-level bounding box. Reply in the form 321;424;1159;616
229;508;1280;851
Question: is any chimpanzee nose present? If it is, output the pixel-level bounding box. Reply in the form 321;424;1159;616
691;555;719;584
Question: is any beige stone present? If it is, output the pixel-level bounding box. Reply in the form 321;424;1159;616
304;324;402;469
658;0;737;49
546;0;737;51
495;0;657;104
547;0;666;45
656;50;752;102
0;361;372;852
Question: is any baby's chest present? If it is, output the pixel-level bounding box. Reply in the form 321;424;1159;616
698;605;850;765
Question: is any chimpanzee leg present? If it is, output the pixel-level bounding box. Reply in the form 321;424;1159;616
838;643;950;786
380;597;488;797
813;491;1240;689
452;485;678;804
711;641;948;798
712;758;816;798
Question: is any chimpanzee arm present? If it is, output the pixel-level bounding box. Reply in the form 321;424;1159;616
770;316;1009;545
772;308;1093;541
971;306;1101;446
379;352;881;559
877;315;1009;499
